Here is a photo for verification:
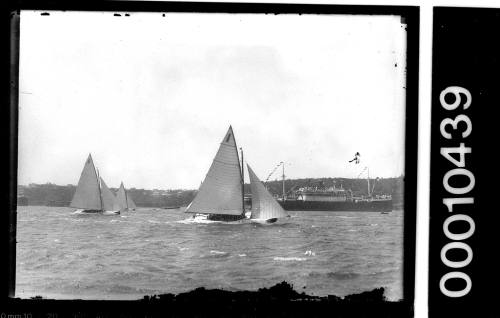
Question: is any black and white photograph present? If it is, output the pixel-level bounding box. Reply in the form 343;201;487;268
11;4;416;310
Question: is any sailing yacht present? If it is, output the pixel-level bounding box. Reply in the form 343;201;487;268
185;126;247;222
116;182;137;212
70;154;120;215
247;164;289;224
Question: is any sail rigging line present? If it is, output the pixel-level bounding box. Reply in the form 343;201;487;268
357;166;368;179
355;166;372;197
265;161;284;183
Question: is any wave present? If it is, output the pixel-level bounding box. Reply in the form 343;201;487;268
370;266;401;276
199;250;230;259
176;218;221;225
210;250;227;255
19;218;38;222
176;218;250;225
274;256;307;261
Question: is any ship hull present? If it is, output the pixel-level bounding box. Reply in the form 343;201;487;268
191;213;246;222
207;214;246;222
279;199;393;212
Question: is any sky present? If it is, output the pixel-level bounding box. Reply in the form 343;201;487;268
18;11;407;190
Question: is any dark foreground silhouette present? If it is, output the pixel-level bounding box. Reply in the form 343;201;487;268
7;281;412;317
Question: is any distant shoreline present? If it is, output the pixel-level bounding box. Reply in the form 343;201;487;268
17;176;404;208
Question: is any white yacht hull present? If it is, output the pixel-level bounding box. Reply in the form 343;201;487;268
193;213;209;221
73;209;120;215
191;213;246;223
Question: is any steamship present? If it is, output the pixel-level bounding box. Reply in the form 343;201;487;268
269;164;393;212
278;184;393;212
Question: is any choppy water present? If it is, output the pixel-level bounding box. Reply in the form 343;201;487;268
16;206;403;300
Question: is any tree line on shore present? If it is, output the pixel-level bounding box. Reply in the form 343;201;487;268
17;176;404;208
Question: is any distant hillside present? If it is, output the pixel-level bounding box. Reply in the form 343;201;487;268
17;176;404;209
17;183;197;208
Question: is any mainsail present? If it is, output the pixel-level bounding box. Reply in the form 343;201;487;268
247;164;289;220
100;177;119;211
70;154;102;210
127;192;137;209
116;182;136;210
185;126;243;215
116;182;128;210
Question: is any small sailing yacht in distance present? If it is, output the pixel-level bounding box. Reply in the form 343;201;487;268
116;182;137;212
70;153;120;215
185;126;246;222
100;177;121;215
247;164;289;224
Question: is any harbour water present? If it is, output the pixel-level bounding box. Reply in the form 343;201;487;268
16;206;404;300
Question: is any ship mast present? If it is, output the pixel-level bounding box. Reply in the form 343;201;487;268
96;168;103;211
240;147;245;213
367;167;371;197
282;161;285;202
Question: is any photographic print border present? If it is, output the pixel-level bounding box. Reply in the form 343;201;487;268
3;1;419;317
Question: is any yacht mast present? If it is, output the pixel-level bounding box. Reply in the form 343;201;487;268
96;168;103;211
240;147;245;213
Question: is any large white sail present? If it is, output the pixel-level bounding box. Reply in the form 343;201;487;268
185;126;243;215
116;182;128;211
116;182;136;210
247;164;288;220
127;192;137;209
100;177;119;211
70;154;102;210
